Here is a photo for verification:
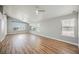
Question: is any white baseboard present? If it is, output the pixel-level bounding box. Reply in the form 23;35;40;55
7;32;30;35
31;32;78;46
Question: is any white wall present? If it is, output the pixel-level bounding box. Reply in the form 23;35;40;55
31;12;78;46
0;12;7;42
7;16;30;34
78;12;79;47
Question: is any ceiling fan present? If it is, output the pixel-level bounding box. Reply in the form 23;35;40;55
35;6;45;15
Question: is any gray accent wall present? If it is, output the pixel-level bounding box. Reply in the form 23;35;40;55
0;6;3;13
32;12;78;45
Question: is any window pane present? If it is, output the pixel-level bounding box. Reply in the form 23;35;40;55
62;18;75;37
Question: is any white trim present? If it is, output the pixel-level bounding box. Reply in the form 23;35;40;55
31;32;78;46
7;30;30;34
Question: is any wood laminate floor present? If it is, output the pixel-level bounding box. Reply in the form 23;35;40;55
0;33;79;54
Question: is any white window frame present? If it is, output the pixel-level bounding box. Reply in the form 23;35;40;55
61;18;75;37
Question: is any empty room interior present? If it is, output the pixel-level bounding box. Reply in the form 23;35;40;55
0;5;79;54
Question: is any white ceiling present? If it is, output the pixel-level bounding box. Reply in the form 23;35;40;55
3;5;78;23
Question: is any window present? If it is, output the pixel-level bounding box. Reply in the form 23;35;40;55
61;18;75;37
36;24;40;32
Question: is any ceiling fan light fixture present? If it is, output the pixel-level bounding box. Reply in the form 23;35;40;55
36;10;39;15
